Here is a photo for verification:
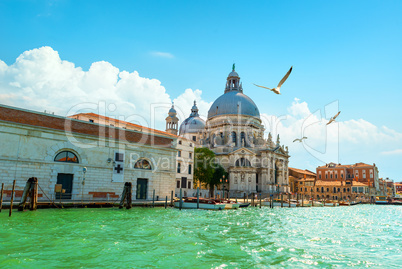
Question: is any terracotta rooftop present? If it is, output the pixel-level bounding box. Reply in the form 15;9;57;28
289;167;317;176
69;112;194;143
0;104;174;147
317;162;374;169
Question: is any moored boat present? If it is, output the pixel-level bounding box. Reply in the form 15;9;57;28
239;202;251;208
214;199;240;209
375;196;389;205
174;197;226;210
323;200;339;207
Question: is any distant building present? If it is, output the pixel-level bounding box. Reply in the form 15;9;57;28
316;162;380;197
288;167;316;194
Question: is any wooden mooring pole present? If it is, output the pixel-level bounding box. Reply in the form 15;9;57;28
197;187;200;209
0;183;4;213
281;193;283;208
165;196;167;209
259;193;262;209
152;189;155;208
18;177;38;211
179;188;182;210
119;182;132;209
9;180;16;217
171;190;173;207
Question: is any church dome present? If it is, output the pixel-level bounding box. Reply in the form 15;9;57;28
207;91;260;119
179;116;206;135
179;101;206;135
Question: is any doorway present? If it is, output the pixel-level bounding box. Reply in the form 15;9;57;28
56;173;73;199
136;178;148;200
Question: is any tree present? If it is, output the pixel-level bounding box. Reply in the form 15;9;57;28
194;147;226;197
212;164;229;196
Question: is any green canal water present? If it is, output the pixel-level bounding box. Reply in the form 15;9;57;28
1;205;401;268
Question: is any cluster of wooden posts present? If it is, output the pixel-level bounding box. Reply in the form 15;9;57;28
0;178;39;217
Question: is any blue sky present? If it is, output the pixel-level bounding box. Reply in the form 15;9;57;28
1;0;402;179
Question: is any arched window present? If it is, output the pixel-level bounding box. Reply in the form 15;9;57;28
240;132;246;145
235;158;251;167
231;132;237;144
134;159;152;170
54;151;79;163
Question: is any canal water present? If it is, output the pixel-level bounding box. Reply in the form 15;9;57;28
1;205;401;268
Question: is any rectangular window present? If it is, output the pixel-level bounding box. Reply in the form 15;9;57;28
319;175;321;179
188;182;191;189
177;163;181;173
189;153;192;158
178;151;181;157
181;177;187;188
176;181;180;188
89;119;94;123
192;136;196;142
178;140;182;145
115;153;124;162
188;164;192;174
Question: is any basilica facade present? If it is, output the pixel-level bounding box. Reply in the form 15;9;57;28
167;66;291;196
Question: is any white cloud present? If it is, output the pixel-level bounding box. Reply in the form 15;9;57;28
381;149;402;155
260;98;402;178
0;46;207;131
150;51;174;59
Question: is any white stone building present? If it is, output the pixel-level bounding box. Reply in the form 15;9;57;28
0;104;177;202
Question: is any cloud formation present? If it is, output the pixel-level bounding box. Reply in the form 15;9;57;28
150;51;174;59
0;46;198;130
1;47;401;179
261;98;402;177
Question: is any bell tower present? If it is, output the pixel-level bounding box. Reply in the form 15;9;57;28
166;103;179;135
224;63;243;93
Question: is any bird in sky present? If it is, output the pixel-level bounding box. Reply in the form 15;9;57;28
326;111;341;125
293;137;307;143
254;66;293;94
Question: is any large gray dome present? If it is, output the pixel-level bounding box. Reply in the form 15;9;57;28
207;91;260;119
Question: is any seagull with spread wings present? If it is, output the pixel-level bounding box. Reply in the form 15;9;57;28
254;66;293;94
326;111;341;125
293;137;307;143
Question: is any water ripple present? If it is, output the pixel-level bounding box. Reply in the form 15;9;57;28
1;205;402;268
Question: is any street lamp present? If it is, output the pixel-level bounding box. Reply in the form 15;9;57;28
222;175;225;199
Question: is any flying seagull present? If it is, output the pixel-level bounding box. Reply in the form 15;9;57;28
254;66;293;94
293;137;307;143
326;111;341;125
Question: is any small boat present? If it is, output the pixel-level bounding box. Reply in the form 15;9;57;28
239;202;251;208
214;199;240;209
323;200;339;207
375;196;389;205
392;200;402;205
311;201;324;207
174;197;226;210
297;200;312;207
339;201;351;206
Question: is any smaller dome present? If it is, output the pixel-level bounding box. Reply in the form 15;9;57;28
169;103;176;114
228;70;239;78
169;107;176;113
179;100;206;135
179;117;205;135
